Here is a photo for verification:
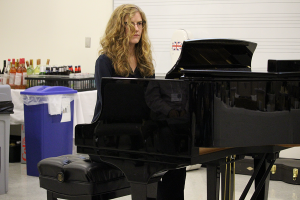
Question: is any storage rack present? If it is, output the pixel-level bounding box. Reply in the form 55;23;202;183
25;75;96;91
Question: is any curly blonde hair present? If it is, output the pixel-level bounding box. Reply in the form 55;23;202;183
99;4;154;77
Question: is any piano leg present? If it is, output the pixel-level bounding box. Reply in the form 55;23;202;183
252;155;274;200
206;164;220;200
239;153;277;200
47;191;57;200
221;157;235;200
130;183;148;200
129;182;157;200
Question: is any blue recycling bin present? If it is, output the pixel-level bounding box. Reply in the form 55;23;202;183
20;86;77;176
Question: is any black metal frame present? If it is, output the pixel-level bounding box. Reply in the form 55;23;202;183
205;151;279;200
240;153;277;200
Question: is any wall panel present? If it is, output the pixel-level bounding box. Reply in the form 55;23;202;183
115;0;300;74
0;0;113;73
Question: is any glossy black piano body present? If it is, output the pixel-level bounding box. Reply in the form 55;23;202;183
75;39;300;200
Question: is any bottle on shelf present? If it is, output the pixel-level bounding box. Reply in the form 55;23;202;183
45;66;50;74
57;67;61;75
68;66;73;74
0;60;5;85
45;59;50;74
26;60;30;68
9;59;16;89
26;59;34;75
16;59;19;70
39;65;46;75
38;64;46;86
75;66;78;73
3;59;10;85
15;58;23;89
55;66;60;75
21;58;27;89
6;59;11;72
33;59;41;74
58;66;67;75
51;66;57;75
64;66;70;75
2;60;6;74
39;59;51;75
78;65;81;73
60;66;63;75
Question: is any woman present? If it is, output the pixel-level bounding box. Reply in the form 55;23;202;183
92;4;186;200
92;4;154;122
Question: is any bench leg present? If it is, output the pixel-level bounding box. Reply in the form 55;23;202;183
47;191;57;200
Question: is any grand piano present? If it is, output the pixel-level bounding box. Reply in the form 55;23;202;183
75;39;300;200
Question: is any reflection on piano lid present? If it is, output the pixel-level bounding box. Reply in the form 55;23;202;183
166;38;257;79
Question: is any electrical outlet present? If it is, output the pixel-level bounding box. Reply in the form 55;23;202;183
85;37;91;48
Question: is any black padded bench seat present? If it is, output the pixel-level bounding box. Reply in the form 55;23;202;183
38;154;131;200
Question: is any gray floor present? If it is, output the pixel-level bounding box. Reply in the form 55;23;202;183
0;162;300;200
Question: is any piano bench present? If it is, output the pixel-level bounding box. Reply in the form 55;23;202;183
37;154;131;200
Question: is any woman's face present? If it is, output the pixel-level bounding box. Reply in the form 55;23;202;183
125;12;143;46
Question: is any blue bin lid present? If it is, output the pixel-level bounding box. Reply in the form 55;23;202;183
20;86;77;95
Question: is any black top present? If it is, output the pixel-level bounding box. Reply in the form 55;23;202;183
92;54;155;122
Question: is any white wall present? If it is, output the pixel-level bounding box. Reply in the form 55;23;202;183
115;0;300;74
0;0;113;73
3;0;300;74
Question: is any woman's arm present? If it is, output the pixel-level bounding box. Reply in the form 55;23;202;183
92;55;114;122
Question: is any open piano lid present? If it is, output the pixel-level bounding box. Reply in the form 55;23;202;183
165;39;257;79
